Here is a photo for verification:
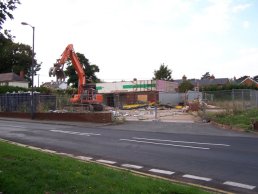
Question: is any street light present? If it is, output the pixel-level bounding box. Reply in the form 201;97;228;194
21;22;35;119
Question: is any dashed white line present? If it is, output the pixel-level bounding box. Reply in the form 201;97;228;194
183;174;212;182
50;129;100;136
223;181;256;190
96;159;116;164
120;139;210;150
149;169;174;175
121;164;143;169
133;137;230;147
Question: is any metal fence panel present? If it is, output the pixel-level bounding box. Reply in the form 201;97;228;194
203;89;258;110
159;92;185;106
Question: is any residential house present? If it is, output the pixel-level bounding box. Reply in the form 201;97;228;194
0;72;28;88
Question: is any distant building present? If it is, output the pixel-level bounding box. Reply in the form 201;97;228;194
0;72;28;88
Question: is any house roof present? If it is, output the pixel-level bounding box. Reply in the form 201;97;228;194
198;78;229;86
0;72;27;82
174;78;229;87
240;77;258;85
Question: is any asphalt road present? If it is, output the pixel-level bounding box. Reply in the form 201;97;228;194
0;118;258;194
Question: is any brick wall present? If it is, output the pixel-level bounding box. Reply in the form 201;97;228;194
0;112;112;123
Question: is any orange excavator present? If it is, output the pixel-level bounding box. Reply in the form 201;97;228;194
50;44;103;111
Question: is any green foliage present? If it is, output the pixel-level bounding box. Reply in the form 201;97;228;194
211;109;258;130
0;140;209;194
0;0;20;31
0;86;54;94
178;80;194;92
153;63;173;81
0;85;27;94
64;52;100;88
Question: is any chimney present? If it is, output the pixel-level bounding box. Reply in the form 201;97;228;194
20;70;25;79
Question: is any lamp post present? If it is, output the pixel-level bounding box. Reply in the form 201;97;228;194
21;22;35;119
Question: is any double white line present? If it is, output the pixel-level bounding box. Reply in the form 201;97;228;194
120;137;230;150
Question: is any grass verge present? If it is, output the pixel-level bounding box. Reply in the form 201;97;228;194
0;140;210;194
208;108;258;130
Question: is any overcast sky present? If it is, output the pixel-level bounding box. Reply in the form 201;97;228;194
3;0;258;84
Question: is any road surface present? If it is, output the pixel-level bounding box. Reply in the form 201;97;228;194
0;118;258;193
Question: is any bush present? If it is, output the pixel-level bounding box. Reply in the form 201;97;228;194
0;86;28;94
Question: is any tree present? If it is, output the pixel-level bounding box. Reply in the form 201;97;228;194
201;72;211;80
153;63;173;81
65;52;100;88
178;80;194;92
0;0;20;32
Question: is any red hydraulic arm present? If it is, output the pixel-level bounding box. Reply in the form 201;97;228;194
56;44;86;100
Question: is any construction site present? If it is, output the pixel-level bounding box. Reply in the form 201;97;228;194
1;44;258;124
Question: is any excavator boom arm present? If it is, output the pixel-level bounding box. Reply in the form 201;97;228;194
57;44;86;93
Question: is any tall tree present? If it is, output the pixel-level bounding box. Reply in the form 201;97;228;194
153;63;173;81
65;52;100;88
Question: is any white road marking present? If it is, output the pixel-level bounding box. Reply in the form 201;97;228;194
120;139;210;150
223;181;256;190
76;156;93;161
50;129;100;136
149;169;174;175
0;125;27;129
183;174;212;182
133;137;230;147
96;159;116;164
121;164;143;169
